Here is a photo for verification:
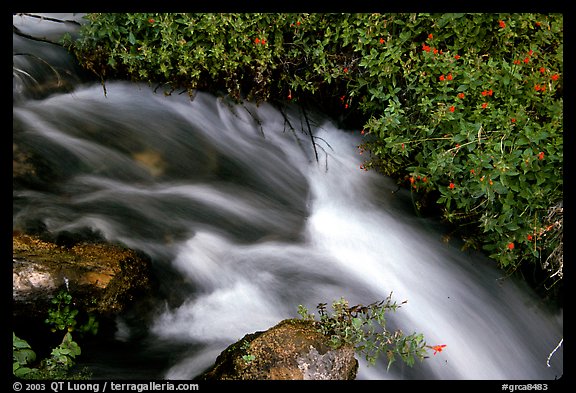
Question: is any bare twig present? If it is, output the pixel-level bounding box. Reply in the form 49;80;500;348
546;338;563;367
301;107;319;163
13;52;63;87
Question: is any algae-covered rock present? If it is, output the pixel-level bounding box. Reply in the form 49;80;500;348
12;232;154;320
196;319;358;380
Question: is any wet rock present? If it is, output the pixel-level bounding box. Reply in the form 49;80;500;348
195;319;358;380
12;232;154;320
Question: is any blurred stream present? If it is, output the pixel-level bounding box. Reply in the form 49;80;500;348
12;13;563;381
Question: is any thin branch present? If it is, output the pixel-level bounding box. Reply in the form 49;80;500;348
242;103;265;138
311;135;334;153
301;107;319;163
13;52;63;87
546;338;563;368
278;106;307;157
13;67;40;88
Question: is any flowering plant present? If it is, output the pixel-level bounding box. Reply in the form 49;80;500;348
69;13;563;296
353;14;563;291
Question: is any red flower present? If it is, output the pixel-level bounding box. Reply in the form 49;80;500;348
433;48;438;55
439;75;445;81
449;106;455;112
508;242;515;250
538;151;545;160
540;67;546;74
499;20;506;29
454;54;461;60
148;18;155;24
343;67;348;73
482;102;488;109
551;74;559;81
428;33;434;40
527;234;533;241
431;344;447;355
513;59;521;65
254;37;260;44
422;43;431;52
447;73;453;81
379;37;385;44
261;39;267;45
449;182;455;190
524;57;530;64
511;118;516;123
457;93;465;99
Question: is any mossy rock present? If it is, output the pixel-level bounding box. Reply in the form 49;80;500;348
13;232;154;320
196;319;358;380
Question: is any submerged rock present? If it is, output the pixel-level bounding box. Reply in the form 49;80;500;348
195;319;358;380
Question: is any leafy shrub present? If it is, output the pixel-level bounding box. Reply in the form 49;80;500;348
13;333;37;378
13;332;86;380
67;13;563;296
13;290;96;379
45;289;100;336
298;294;444;369
355;14;563;295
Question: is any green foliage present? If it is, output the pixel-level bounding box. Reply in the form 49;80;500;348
13;332;86;380
42;332;82;375
13;333;37;378
45;290;79;332
240;340;256;364
14;290;96;379
68;13;563;295
45;289;99;336
298;294;430;370
354;14;563;292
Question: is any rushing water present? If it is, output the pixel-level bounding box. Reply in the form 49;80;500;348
13;14;563;381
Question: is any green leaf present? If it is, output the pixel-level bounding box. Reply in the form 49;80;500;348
13;333;32;350
14;349;36;365
14;365;35;377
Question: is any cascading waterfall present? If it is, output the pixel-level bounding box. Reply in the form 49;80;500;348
12;13;563;381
